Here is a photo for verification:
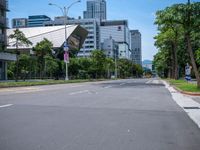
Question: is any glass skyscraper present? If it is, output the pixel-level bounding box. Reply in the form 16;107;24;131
83;0;107;21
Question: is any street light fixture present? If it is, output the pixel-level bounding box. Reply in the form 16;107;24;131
49;0;81;80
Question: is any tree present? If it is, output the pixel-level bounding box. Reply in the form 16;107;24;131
33;38;53;79
117;58;132;78
9;29;32;81
154;1;200;87
90;50;106;78
169;2;200;87
44;55;59;79
18;54;31;81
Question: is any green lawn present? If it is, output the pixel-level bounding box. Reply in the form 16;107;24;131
166;79;200;93
0;79;106;88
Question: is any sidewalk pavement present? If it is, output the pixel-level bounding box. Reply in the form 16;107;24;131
163;80;200;128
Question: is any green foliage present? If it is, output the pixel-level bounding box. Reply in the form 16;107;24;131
9;29;32;49
33;38;53;79
154;2;200;83
44;55;59;78
8;29;32;81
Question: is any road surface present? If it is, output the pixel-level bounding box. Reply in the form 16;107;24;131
0;79;200;150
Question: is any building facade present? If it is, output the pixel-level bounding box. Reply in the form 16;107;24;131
130;30;142;65
12;18;28;28
100;20;130;59
0;0;16;80
28;15;51;27
83;0;107;21
44;18;100;57
102;36;118;58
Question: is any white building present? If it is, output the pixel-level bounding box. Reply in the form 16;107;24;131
44;18;100;57
100;20;131;59
102;36;118;58
7;25;88;54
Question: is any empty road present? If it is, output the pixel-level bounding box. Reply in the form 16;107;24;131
0;79;200;150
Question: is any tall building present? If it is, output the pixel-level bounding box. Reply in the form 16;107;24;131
12;18;28;28
0;0;16;80
44;18;100;57
83;0;107;21
130;30;142;65
100;20;131;59
28;15;51;27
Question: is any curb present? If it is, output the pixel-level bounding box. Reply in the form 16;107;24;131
173;86;200;96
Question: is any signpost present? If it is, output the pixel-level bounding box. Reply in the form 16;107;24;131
185;63;192;81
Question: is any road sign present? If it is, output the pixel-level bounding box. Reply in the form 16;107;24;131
185;63;192;81
63;42;69;52
64;51;69;63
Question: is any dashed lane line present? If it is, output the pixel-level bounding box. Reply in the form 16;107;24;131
0;104;13;108
69;90;90;96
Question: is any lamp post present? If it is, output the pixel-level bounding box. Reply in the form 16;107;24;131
49;0;81;80
114;46;118;79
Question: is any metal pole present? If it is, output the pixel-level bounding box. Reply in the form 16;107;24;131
115;48;117;79
64;7;69;80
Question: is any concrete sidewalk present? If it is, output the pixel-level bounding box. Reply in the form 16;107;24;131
163;80;200;128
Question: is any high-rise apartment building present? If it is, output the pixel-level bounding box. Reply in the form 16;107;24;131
83;0;107;21
28;15;51;27
130;30;142;65
12;18;28;28
0;0;16;80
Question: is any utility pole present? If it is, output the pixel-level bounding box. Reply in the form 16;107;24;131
49;0;81;80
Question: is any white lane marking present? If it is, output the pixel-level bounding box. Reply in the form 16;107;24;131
152;80;160;84
120;83;126;86
69;90;89;95
104;85;113;89
70;85;84;88
0;104;13;108
145;80;152;84
163;80;200;128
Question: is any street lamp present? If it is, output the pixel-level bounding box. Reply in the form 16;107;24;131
49;0;81;80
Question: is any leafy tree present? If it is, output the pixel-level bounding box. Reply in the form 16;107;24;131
68;58;81;79
9;29;32;81
44;55;59;79
18;54;31;81
33;38;53;79
90;50;106;78
118;58;132;78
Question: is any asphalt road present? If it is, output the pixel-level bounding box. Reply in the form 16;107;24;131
0;79;200;150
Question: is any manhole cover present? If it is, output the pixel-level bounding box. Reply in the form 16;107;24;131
183;107;200;109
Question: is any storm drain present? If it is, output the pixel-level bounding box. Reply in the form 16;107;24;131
183;107;200;109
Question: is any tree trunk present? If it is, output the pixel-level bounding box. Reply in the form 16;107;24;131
171;44;175;79
15;40;19;82
173;40;178;80
186;34;200;88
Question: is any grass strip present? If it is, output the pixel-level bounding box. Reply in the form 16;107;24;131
0;79;107;88
166;79;200;93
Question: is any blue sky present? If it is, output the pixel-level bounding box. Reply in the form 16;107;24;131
8;0;192;60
